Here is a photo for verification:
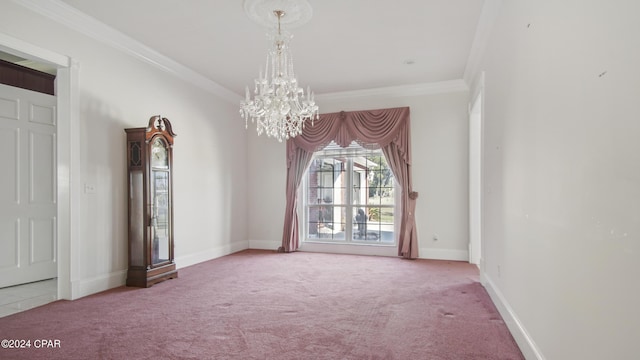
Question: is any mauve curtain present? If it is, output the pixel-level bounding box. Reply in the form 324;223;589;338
279;142;314;253
280;107;419;259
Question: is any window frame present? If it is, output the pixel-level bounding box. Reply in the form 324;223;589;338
299;143;399;247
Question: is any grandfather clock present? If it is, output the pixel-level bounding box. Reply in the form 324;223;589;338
125;115;178;287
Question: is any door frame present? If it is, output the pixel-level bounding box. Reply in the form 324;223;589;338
0;32;80;300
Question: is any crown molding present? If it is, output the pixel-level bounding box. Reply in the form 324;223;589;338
13;0;242;104
463;0;504;86
315;79;469;103
13;0;489;105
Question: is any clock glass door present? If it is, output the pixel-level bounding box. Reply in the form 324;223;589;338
150;138;170;265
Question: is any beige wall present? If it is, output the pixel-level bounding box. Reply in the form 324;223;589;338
474;1;640;358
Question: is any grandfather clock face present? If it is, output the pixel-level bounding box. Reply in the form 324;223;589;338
151;138;168;168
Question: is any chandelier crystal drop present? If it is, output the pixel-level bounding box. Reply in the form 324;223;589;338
240;10;319;142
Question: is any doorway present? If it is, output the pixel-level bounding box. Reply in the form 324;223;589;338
0;32;78;300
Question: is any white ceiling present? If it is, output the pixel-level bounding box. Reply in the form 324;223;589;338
58;0;486;96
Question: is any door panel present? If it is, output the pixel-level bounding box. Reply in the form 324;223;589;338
30;131;56;203
30;103;56;126
30;217;56;264
0;218;19;269
0;83;56;288
0;96;19;119
0;128;19;204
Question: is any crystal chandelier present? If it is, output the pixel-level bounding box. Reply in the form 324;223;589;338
240;10;319;142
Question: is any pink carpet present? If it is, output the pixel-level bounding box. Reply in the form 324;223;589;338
0;250;523;359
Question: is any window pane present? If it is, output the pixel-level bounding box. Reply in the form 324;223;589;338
380;186;395;206
352;206;395;243
307;157;346;205
352;207;370;240
306;205;346;241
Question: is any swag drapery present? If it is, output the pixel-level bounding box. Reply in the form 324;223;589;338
279;106;419;259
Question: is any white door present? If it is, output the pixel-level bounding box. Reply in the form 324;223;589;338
0;83;57;288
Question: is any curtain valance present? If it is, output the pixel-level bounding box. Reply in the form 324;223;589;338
288;107;411;166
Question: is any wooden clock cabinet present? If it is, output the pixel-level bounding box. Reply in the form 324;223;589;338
125;116;178;287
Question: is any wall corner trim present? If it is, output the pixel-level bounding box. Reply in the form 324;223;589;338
481;272;546;360
71;269;127;300
248;239;282;251
13;0;242;104
463;0;503;85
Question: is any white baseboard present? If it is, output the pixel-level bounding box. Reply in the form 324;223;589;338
481;272;545;360
68;242;249;300
71;269;127;300
175;241;249;269
249;243;470;261
248;239;281;250
419;248;469;261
